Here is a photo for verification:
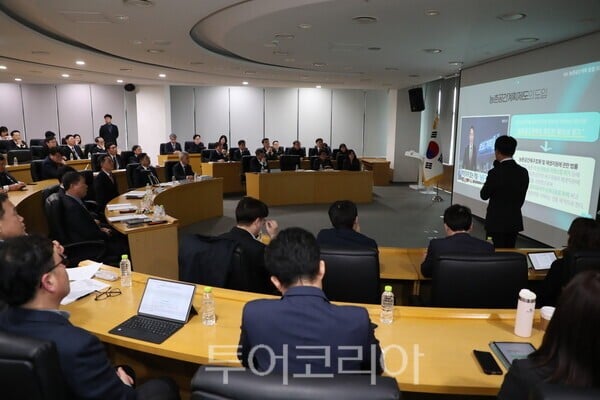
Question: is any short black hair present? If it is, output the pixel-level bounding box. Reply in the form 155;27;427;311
94;136;103;143
99;154;113;165
261;138;269;145
328;200;358;229
0;126;7;133
315;138;323;144
0;235;54;306
64;134;74;141
193;134;201;139
495;135;517;157
272;140;279;145
319;149;328;157
44;130;55;139
10;130;20;135
104;114;112;119
48;147;61;156
235;196;268;225
0;192;8;219
443;204;472;231
62;171;84;190
264;227;320;287
293;140;300;146
255;148;265;157
57;165;77;183
132;145;141;152
238;140;246;146
107;142;117;149
138;152;149;161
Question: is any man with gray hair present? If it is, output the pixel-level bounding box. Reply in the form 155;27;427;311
172;151;194;180
162;133;182;154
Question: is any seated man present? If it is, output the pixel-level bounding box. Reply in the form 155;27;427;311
188;134;205;154
317;200;378;250
106;143;124;170
65;134;84;160
272;140;284;157
249;149;269;173
220;196;278;294
41;136;59;158
231;139;250;161
41;147;66;180
209;143;229;162
311;149;333;170
239;227;383;374
7;130;28;150
0;235;179;399
420;204;494;278
260;138;277;160
94;155;119;213
90;136;107;154
0;154;26;191
312;137;331;156
172;151;194;180
287;140;305;157
129;145;143;164
161;134;182;154
133;153;160;187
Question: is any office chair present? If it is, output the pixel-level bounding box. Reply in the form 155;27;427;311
208;142;217;149
320;246;381;304
164;161;178;182
241;155;253;173
190;365;401;400
30;145;45;160
120;150;135;166
91;153;104;172
82;143;95;158
201;149;216;162
570;250;600;276
279;155;301;171
184;141;194;152
0;331;68;400
159;143;168;155
30;160;45;182
126;163;140;188
532;383;600;400
431;252;528;308
7;149;32;165
29;138;45;147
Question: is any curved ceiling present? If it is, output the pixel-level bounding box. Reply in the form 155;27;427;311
0;0;598;88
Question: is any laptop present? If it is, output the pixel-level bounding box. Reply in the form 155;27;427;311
109;278;196;344
527;251;557;271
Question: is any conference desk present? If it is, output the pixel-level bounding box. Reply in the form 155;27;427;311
360;158;392;186
68;263;545;398
105;179;224;278
8;179;58;235
201;162;244;193
267;158;312;170
6;159;91;183
158;154;203;175
245;170;373;206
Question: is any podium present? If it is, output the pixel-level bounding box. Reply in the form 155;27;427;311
404;150;436;194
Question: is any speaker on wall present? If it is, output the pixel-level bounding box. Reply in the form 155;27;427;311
408;88;425;112
124;83;136;92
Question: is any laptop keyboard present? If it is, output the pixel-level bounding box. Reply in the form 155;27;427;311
121;316;181;336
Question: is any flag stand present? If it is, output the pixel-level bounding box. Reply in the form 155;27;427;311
432;181;443;202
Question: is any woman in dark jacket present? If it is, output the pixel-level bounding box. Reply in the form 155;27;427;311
342;149;361;171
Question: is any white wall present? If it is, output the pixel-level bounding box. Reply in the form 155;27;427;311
393;90;422;182
264;88;298;147
21;85;59;140
298;88;332;148
365;90;389;157
170;86;195;140
194;87;229;145
230;87;264;149
90;84;126;145
0;84;25;135
136;85;171;163
332;89;364;155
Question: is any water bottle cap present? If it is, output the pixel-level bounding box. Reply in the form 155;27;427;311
384;285;392;292
204;286;212;293
121;254;128;260
518;288;536;301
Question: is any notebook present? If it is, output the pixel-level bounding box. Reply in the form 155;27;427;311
109;278;196;344
527;251;557;271
489;341;536;370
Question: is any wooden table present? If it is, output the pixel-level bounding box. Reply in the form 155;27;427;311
7;159;91;183
202;162;244;193
267;159;312;170
66;264;545;398
158;154;202;175
361;158;392;186
245;170;373;206
8;179;58;235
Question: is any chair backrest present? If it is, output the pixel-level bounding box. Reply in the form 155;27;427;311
570;250;600;277
320;246;381;304
79;170;96;202
82;143;95;158
241;155;253;173
184;141;194;152
120;151;134;166
191;365;401;400
280;155;301;171
164;161;178;182
431;252;528;308
201;149;215;162
30;145;45;160
0;140;8;154
208;142;217;149
126;163;140;188
225;245;272;294
532;383;600;400
159;143;167;155
0;331;68;400
228;147;239;159
41;184;61;203
336;153;348;169
30;160;45;182
308;147;317;157
91;153;104;172
332;149;340;159
58;145;71;159
29;138;45;147
7;149;32;165
44;193;69;243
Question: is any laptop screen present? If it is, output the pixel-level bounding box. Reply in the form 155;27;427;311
527;251;557;271
138;278;196;323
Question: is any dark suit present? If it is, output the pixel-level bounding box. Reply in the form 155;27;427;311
209;151;228;162
311;157;333;170
288;147;306;157
99;123;119;145
90;145;107;154
161;142;182;154
342;157;361;171
317;227;378;250
249;157;269;173
420;232;494;278
231;148;250;161
480;159;529;248
7;140;27;150
0;171;19;187
462;143;477;170
108;154;124;170
41;157;62;180
219;227;272;294
133;165;159;187
187;142;205;154
263;147;278;160
239;286;383;374
94;171;119;212
66;145;84;160
172;162;194;180
498;358;555;400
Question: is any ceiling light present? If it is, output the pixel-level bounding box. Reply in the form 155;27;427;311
116;79;124;83
242;81;249;85
423;48;442;53
0;65;6;70
315;85;322;89
14;78;22;82
498;12;526;21
31;50;50;55
516;37;539;43
425;10;440;16
124;0;155;7
298;23;312;29
448;61;463;66
120;68;132;71
274;33;295;40
352;16;378;24
158;73;166;78
61;74;70;78
147;49;164;54
113;15;129;22
75;60;85;65
313;62;326;67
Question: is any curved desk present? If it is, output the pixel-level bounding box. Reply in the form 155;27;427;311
8;179;58;236
68;264;545;397
202;162;244;193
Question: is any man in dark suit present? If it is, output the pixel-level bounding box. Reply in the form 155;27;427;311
99;113;119;145
7;130;27;150
133;153;160;187
231;139;251;161
238;227;383;374
90;136;107;154
461;126;478;171
421;204;494;278
480;135;529;248
312;137;331;156
209;143;229;162
311;149;333;170
287;140;306;157
172;151;194;180
272;140;284;157
0;154;26;191
41;147;66;180
106;143;124;169
187;134;205;153
64;134;84;160
220;196;279;295
41;136;59;158
260;138;277;160
249;149;269;173
317;200;378;250
129;145;143;164
94;155;119;213
0;235;179;399
161;134;182;154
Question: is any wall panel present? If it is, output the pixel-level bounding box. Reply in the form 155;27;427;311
90;85;125;146
331;89;364;155
298;88;331;150
0;84;25;137
21;85;59;140
194;87;229;145
264;88;298;148
56;84;93;143
229;86;264;150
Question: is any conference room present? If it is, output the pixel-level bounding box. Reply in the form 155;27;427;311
1;1;599;399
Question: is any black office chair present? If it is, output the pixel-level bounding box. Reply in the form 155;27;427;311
332;149;340;159
570;250;600;276
308;147;318;157
41;184;61;202
126;163;140;188
120;150;134;166
30;145;45;160
29;138;45;147
164;161;178;182
184;141;194;152
190;365;401;400
228;147;239;160
159;143;168;155
82;143;95;158
79;170;97;203
91;153;103;172
431;252;528;308
201;149;216;162
280;155;301;171
30;160;45;182
532;383;600;400
178;234;239;286
0;331;68;400
241;155;253;173
58;145;72;160
336;153;348;170
208;142;217;149
320;246;381;304
7;149;32;165
0;141;8;154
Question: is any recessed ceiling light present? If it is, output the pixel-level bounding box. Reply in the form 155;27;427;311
116;79;124;83
244;71;256;75
0;65;6;70
368;47;381;51
130;40;143;45
273;50;289;56
147;49;164;54
516;37;539;43
242;81;249;85
498;12;526;21
75;60;85;65
274;33;295;40
61;74;70;78
423;48;442;53
153;40;171;46
113;15;129;22
158;73;166;78
124;0;155;7
31;50;50;55
298;23;312;29
313;62;326;67
448;61;463;66
14;78;22;82
352;16;378;24
425;10;440;16
315;85;322;89
120;68;133;71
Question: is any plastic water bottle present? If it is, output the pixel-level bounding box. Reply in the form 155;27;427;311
380;285;394;324
202;286;216;326
171;175;177;185
119;254;132;287
514;289;536;337
88;152;92;160
70;152;74;160
13;157;18;166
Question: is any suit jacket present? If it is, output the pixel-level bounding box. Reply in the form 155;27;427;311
7;140;28;150
90;145;107;154
0;307;135;400
219;227;272;294
239;286;383;374
342;157;361;171
41;157;61;180
420;232;495;278
311;158;333;170
172;162;194;180
263;147;278;160
316;227;378;251
99;123;119;145
209;151;228;162
0;171;19;186
249;157;269;173
162;142;182;154
94;171;119;213
231;148;250;161
288;147;306;157
187;142;205;154
462;144;477;170
66;145;84;160
108;154;124;170
498;358;555;400
133;165;159;187
480;159;529;233
61;194;105;242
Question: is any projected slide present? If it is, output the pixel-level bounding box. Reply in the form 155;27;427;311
454;61;600;247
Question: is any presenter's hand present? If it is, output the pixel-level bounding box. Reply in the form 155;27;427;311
52;240;65;256
265;219;279;238
116;367;134;386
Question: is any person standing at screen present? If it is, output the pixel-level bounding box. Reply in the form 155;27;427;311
480;135;529;248
99;114;119;146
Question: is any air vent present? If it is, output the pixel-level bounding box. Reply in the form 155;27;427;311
352;16;378;24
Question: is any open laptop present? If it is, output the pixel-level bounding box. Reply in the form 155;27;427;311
527;251;558;271
109;278;196;344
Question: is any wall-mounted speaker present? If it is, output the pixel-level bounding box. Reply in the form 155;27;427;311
408;88;425;112
124;83;136;92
